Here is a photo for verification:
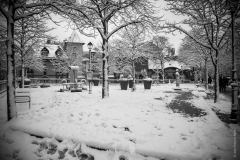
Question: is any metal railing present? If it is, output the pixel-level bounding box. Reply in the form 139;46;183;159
0;80;7;94
30;78;71;86
27;78;193;86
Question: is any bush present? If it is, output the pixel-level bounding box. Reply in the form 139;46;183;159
144;78;153;81
61;79;67;83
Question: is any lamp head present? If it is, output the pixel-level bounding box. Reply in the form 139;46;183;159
87;42;93;50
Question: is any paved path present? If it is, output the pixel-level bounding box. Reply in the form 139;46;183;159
208;85;236;124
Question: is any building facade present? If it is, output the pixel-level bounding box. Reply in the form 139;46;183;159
27;30;85;79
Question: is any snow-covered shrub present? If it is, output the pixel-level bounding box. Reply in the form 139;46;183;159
141;69;148;78
143;77;153;81
127;75;133;80
61;79;67;83
119;78;128;81
119;74;124;79
80;79;87;83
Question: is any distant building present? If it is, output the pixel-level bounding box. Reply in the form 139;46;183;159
148;59;192;80
27;44;66;78
25;31;192;81
27;30;97;79
133;43;193;81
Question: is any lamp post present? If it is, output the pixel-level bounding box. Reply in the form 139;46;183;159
87;42;93;94
226;0;239;122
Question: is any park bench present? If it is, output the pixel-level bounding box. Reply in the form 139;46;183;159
196;84;201;88
15;88;31;109
196;83;207;88
182;79;190;83
205;90;212;99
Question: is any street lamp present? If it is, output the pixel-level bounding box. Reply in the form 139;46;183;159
226;0;239;122
87;42;93;94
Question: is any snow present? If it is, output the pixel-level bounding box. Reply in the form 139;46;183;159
0;83;240;160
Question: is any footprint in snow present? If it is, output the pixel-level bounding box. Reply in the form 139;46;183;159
119;155;129;160
181;136;187;141
101;122;108;128
169;125;175;129
32;141;95;160
95;113;100;116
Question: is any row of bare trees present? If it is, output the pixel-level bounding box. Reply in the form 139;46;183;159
163;0;240;103
108;24;174;92
110;26;150;92
0;0;65;120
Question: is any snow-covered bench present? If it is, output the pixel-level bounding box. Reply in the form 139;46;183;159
15;88;31;109
196;83;207;89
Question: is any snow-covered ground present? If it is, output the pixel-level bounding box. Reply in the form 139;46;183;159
0;83;239;160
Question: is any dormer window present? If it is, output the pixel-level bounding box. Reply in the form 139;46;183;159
41;47;49;57
73;47;77;53
55;48;63;57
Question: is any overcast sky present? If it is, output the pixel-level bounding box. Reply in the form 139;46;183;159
47;0;187;53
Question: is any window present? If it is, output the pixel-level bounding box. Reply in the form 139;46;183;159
55;48;63;57
41;47;49;57
72;47;77;58
27;68;34;73
43;68;47;75
56;71;63;75
92;65;97;72
73;47;77;53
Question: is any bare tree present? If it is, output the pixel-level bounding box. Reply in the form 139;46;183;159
163;0;236;102
55;0;160;98
178;34;210;90
111;26;149;91
0;0;65;120
12;14;55;88
148;36;172;84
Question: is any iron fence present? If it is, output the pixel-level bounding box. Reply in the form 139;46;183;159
0;80;7;94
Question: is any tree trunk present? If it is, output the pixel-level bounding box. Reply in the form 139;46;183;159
199;64;202;84
102;39;109;98
162;62;165;84
21;59;25;88
213;60;220;103
194;71;197;83
205;59;208;90
7;3;17;121
132;62;136;92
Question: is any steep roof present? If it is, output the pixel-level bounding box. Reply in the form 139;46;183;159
41;44;63;58
148;59;191;70
67;30;84;43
